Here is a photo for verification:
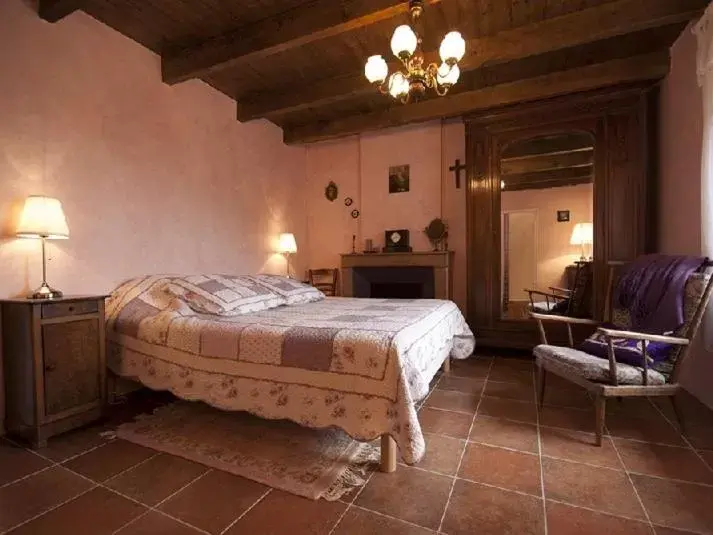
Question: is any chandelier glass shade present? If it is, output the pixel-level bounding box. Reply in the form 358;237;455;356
364;0;465;103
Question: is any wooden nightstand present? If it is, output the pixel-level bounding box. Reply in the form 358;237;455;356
1;295;107;448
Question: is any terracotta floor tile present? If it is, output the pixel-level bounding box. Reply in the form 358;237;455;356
654;526;706;535
632;473;713;533
441;479;544;535
540;427;623;469
699;449;713;469
36;424;113;462
417;433;465;475
116;511;203;534
227;489;346;535
469;416;539;453
488;358;534;384
543;457;645;519
418;407;473;439
159;469;268;534
63;439;156;482
356;465;452;529
542;387;593;410
539;405;597;433
546;501;652;535
458;443;541;495
424;390;479;414
333;507;433;534
608;397;666;420
450;357;492;379
478;397;538;424
0;440;51;486
615;439;713;484
606;412;685;446
107;453;209;505
484;381;535;402
686;424;713;450
9;487;146;535
437;375;485;394
0;466;93;531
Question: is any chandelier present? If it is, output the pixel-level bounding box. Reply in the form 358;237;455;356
364;0;465;103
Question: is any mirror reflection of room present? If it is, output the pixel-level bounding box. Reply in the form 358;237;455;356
500;132;594;320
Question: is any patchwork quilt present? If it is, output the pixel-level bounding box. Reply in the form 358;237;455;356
106;275;475;464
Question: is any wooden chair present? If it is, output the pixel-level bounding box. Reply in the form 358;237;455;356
526;261;593;317
308;268;339;296
531;259;713;445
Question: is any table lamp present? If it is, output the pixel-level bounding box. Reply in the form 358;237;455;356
277;233;297;278
570;222;593;261
16;196;70;299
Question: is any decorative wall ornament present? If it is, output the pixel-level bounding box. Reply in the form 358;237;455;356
344;197;353;206
388;165;410;193
424;218;448;251
351;209;360;219
325;181;338;202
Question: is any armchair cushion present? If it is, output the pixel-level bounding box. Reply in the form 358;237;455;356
534;345;666;386
579;324;674;367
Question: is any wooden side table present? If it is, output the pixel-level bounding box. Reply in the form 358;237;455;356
1;295;107;448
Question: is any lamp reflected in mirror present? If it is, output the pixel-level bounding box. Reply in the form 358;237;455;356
570;222;593;261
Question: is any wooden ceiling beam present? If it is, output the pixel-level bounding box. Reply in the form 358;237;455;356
38;0;81;22
283;51;669;144
501;148;594;175
239;0;702;121
162;0;440;85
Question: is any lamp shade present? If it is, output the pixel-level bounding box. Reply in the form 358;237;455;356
390;24;417;58
16;196;69;239
439;31;466;63
437;63;460;86
364;55;388;83
570;223;593;246
388;72;409;98
277;233;297;254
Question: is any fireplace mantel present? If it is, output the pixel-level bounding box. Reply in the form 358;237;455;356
340;251;454;300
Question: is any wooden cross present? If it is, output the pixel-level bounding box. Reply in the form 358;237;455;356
449;158;467;189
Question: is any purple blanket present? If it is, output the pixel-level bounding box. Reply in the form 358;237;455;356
613;254;705;334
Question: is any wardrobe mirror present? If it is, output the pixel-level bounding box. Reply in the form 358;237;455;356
500;131;595;320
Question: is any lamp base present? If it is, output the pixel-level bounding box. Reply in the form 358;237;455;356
28;282;63;300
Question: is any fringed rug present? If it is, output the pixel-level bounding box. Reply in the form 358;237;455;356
116;401;378;501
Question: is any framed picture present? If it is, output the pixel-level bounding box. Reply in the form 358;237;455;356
557;210;570;222
388;165;410;193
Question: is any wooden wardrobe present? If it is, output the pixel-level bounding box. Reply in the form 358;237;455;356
465;83;658;349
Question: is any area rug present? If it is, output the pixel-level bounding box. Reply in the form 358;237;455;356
116;401;379;501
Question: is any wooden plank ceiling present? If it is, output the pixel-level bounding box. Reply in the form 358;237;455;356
40;0;706;144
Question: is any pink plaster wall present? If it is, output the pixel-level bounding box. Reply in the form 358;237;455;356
658;23;713;409
502;184;594;293
305;120;467;311
0;0;308;429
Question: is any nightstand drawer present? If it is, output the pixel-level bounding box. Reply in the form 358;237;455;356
42;300;98;319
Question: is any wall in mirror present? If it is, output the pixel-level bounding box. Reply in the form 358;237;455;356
500;132;594;320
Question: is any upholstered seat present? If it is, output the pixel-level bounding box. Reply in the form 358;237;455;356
534;345;666;386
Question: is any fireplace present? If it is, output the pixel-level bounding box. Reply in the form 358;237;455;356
352;267;435;299
340;251;454;300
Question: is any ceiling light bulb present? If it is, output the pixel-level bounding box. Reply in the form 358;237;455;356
388;72;409;98
437;63;460;86
364;55;388;83
439;31;466;63
391;25;417;59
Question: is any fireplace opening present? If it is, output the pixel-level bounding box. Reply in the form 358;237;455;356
352;266;435;299
371;282;423;299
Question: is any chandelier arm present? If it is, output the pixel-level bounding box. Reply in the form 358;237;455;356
434;84;450;97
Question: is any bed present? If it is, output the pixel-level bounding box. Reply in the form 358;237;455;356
105;274;475;471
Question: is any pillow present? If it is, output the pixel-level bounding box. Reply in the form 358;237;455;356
579;324;674;367
165;275;285;315
246;274;325;305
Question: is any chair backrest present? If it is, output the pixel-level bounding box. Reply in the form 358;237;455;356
603;260;713;382
565;261;594;317
308;268;338;296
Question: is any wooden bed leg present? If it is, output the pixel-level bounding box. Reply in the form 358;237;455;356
442;356;451;375
380;434;397;473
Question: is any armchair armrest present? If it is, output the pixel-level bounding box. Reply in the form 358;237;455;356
596;328;689;346
525;289;567;300
548;286;572;295
529;312;599;325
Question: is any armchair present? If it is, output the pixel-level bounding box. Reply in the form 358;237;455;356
526;261;593;317
531;259;713;446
